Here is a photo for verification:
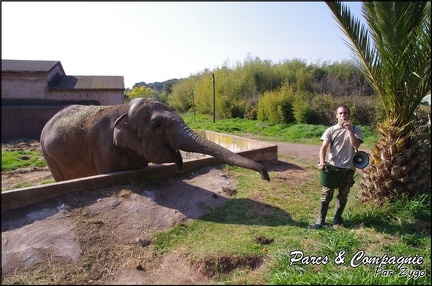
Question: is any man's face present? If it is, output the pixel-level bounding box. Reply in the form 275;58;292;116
336;107;349;123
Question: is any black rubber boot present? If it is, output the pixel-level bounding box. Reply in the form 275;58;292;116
313;202;330;229
333;201;347;226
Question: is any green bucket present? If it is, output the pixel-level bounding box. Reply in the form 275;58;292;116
320;163;349;188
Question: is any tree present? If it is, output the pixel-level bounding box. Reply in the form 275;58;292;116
326;1;431;202
163;82;173;95
127;86;154;100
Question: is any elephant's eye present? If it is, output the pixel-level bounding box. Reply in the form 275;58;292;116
151;116;164;129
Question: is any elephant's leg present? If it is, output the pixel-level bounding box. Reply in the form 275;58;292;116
94;159;118;174
92;147;149;174
45;152;95;181
44;156;66;182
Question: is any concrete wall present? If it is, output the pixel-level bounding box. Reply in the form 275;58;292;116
1;76;48;99
2;77;124;106
1;105;67;140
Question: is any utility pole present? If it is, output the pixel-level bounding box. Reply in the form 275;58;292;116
191;89;195;116
211;73;215;123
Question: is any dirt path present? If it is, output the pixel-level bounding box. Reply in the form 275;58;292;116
268;141;320;164
1;139;320;284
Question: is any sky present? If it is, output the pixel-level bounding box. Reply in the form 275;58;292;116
2;1;363;89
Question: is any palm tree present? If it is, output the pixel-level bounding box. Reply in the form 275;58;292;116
326;1;431;202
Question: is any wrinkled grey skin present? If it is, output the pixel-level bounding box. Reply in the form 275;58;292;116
40;98;270;182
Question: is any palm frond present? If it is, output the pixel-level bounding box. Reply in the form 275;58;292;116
325;1;431;128
326;1;384;113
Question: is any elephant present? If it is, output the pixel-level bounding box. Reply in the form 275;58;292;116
40;98;270;182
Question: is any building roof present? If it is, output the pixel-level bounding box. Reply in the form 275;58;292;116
1;59;65;75
49;75;125;90
2;59;125;90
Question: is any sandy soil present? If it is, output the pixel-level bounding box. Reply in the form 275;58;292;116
1;139;319;284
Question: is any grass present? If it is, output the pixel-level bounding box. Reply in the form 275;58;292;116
1;148;51;191
182;114;378;148
151;166;431;285
1;149;47;171
1;117;430;284
154;115;429;284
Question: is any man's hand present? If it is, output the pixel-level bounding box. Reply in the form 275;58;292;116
342;119;352;130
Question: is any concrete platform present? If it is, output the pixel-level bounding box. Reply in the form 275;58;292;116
2;131;277;213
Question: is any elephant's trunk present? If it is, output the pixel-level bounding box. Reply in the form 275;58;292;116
171;124;270;181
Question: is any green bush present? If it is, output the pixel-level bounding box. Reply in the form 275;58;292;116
257;82;295;124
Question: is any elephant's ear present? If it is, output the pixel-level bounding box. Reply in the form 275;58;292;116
113;113;142;156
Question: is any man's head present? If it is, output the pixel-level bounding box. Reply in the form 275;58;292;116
336;105;350;125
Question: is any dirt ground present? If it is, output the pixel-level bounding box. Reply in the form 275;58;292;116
1;139;319;284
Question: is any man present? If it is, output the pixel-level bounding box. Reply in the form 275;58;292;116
313;105;363;228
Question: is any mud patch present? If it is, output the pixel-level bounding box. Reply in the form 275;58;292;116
1;166;237;284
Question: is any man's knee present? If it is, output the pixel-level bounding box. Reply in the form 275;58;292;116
320;187;334;203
